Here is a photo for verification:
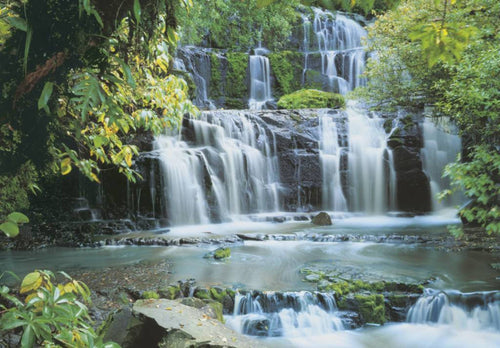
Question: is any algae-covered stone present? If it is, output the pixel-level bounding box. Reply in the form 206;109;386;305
193;287;211;300
141;290;159;299
355;294;386;325
277;89;345;109
204;247;231;260
311;212;332;226
158;285;181;300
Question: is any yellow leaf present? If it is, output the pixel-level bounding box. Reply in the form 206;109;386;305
165;307;172;310
61;157;72;175
20;271;42;294
90;172;101;183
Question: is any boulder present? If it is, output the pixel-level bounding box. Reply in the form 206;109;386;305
312;212;333;226
132;299;264;347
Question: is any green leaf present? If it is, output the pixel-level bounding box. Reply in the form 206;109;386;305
4;16;28;31
133;0;141;26
115;58;136;89
256;0;276;8
93;135;109;148
0;318;27;330
20;271;42;294
21;325;35;348
0;221;19;237
23;25;32;75
7;212;29;224
38;82;54;113
61;157;72;175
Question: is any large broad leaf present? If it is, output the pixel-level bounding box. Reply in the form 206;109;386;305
38;81;54;113
4;16;28;31
61;157;72;175
20;271;42;294
0;221;19;237
7;212;29;224
133;0;141;25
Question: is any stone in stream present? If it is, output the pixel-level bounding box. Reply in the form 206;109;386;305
204;247;231;260
131;299;264;347
311;211;332;225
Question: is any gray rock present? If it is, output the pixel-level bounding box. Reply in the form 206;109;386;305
312;212;333;226
133;299;265;347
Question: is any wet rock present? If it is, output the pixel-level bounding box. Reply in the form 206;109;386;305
312;212;332;226
204;247;231;260
132;299;262;347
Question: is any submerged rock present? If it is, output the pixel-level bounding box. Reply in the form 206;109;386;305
204;247;231;260
311;212;332;225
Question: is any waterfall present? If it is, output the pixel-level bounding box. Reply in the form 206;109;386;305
249;47;273;110
303;9;367;94
346;103;397;213
226;291;344;337
408;289;500;331
421;117;462;210
319;111;348;211
155;110;280;225
175;47;216;109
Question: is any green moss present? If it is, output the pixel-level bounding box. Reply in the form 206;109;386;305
194;288;211;300
204;300;224;323
224;97;246;109
226;52;248;99
209;52;222;98
303;69;324;90
355;294;386;324
159;285;181;300
141;291;160;299
269;51;303;97
277;89;345;110
213;247;231;259
209;287;227;301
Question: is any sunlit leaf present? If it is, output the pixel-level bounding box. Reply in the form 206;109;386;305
7;212;29;224
20;271;42;294
0;221;19;237
61;157;72;175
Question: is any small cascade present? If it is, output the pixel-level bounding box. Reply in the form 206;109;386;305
249;47;273;110
319;111;347;211
303;9;367;94
346;103;397;213
176;47;216;109
421;117;462;210
408;289;500;331
155;110;280;225
226;291;344;338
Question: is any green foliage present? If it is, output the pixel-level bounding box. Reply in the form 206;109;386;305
277;89;345;109
209;52;222;98
177;0;301;51
141;291;160;300
0;0;196;209
362;0;500;234
0;212;29;237
354;294;386;324
0;270;119;347
269;51;304;97
226;52;248;100
442;146;500;235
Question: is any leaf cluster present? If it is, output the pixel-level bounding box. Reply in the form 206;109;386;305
0;270;119;347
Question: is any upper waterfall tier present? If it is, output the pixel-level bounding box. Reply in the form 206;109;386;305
173;8;368;110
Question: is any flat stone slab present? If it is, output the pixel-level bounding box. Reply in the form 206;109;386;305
133;299;266;348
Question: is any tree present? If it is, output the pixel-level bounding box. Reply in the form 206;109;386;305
0;0;195;217
361;0;500;235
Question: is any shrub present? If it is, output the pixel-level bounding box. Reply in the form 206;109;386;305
277;89;345;109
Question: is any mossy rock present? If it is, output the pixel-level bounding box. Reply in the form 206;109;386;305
277;89;345;109
193;287;211;300
141;290;160;299
226;52;248;99
354;294;386;325
158;285;181;300
269;51;304;97
204;247;231;260
224;97;247;109
311;211;333;225
209;287;227;301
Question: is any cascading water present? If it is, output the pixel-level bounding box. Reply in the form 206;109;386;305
408;289;500;331
155;110;281;225
249;47;273;110
347;103;397;213
175;47;216;109
421;117;462;211
319;111;348;211
226;291;344;338
303;9;367;94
